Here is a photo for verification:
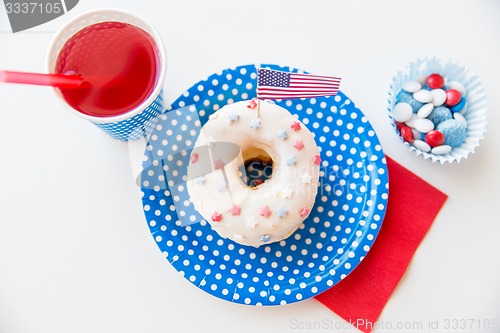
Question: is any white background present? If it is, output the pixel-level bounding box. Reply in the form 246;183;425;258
1;1;500;332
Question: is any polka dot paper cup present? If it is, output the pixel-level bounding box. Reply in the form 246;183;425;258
387;57;489;164
46;9;167;141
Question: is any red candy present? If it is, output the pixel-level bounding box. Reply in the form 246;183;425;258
400;125;414;143
427;73;445;89
425;130;445;147
445;89;461;106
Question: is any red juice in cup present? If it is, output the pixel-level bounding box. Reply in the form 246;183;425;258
54;21;160;117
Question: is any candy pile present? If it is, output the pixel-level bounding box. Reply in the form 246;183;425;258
391;73;468;155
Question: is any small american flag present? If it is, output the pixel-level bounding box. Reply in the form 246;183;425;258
257;68;341;100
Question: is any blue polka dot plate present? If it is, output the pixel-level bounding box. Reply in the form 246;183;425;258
140;64;389;306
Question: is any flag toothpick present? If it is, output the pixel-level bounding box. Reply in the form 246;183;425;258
256;68;341;100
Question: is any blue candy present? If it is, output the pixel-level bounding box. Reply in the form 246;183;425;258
396;90;423;112
437;119;467;148
450;96;467;113
427;106;452;127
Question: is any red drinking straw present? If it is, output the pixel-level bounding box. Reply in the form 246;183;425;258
0;70;84;89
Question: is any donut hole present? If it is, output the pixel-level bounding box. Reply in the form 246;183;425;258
241;147;274;188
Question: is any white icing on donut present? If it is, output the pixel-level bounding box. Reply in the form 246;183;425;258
187;100;320;247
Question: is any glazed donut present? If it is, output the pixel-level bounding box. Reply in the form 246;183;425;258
187;100;320;247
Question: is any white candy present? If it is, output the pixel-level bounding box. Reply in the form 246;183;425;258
448;81;467;96
405;113;419;128
417;103;434;118
411;128;422;140
431;145;452;155
453;112;468;128
391;102;413;122
413;139;431;152
414;118;435;133
413;89;433;103
431;89;446;106
402;81;422;93
415;74;428;86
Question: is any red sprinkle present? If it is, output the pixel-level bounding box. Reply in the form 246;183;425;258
260;206;272;218
445;89;461;107
191;153;199;164
300;207;310;218
400;125;414;143
425;130;445;147
214;159;225;170
211;211;222;222
290;121;301;131
395;121;404;131
427;73;445;89
294;140;305;150
230;205;241;216
313;154;321;165
247;99;258;109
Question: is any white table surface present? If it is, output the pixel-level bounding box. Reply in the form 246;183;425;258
1;1;500;332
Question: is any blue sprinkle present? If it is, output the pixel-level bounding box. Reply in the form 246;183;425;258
450;96;466;113
260;234;270;242
249;119;261;130
228;113;239;123
427;106;453;127
276;207;288;218
286;156;297;166
278;130;288;141
436;119;467;148
396;90;423;112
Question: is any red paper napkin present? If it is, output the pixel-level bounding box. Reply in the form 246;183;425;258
315;156;448;333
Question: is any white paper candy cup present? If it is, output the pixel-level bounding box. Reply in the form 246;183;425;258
388;57;489;164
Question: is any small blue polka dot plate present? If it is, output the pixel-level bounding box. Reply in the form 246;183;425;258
141;64;389;306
